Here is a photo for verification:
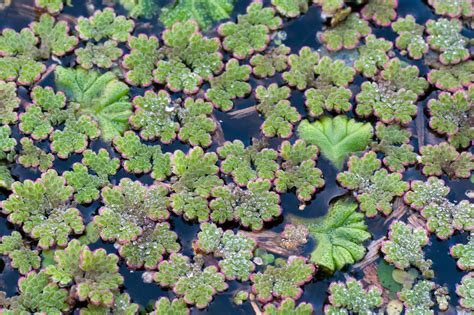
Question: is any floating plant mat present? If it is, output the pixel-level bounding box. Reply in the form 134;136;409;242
0;0;472;313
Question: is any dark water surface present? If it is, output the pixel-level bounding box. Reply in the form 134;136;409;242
0;0;472;313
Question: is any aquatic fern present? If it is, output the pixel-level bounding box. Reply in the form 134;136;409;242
457;273;474;310
428;60;474;92
205;59;251;111
2;170;84;249
0;231;40;275
282;47;319;90
17;138;54;172
94;178;170;243
154;253;228;309
428;0;473;19
75;40;122;69
113;131;171;180
0;271;69;314
392;15;428;59
0;81;19;124
255;84;301;138
325;278;382;314
250;44;290;78
372;123;417;172
154;21;223;94
428;89;473;148
31;14;78;58
76;8;134;42
218;2;282;59
177;98;216;147
381;221;433;278
451;234;474;271
80;293;139;315
264;299;313;315
318;13;371;51
272;0;309;18
122;34;160;87
196;223;256;281
426;18;469;65
419;142;473;179
337;151;409;217
293;198;371;272
250;256;315;303
130;90;179;143
298;115;374;170
354;35;392;78
45;240;123;305
399;280;435;315
275;140;324;202
404;177;474;239
218;140;278;186
151;297;189;315
361;0;398;26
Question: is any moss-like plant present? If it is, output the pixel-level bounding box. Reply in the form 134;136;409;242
325;278;382;314
154;253;228;309
272;0;309;17
313;0;346;15
113;131;171;180
31;14;78;59
304;56;355;116
255;84;300;138
177;98;216;147
428;0;473;19
451;233;474;271
160;0;235;30
404;177;473;239
361;0;398;26
205;59;251;111
264;298;313;315
250;44;290;78
50;115;100;159
356;58;428;124
0;231;40;275
250;256;315;303
45;240;123;305
426;18;469;65
130;90;179;143
76;8;134;42
318;13;371;51
398;280;435;315
0;80;20;125
0;271;69;314
354;35;392;78
218;2;282;59
419;142;473;179
457;273;474;310
170;147;222;222
63;149;119;203
80;292;139;315
372;123;417;172
2;170;84;249
55;66;132;141
427;60;474;92
392;15;428;59
218;140;278;186
291;198;371;272
275;140;324;202
298;115;374;170
210;181;281;230
119;222;180;270
282;47;319;90
119;0;159;19
381;221;433;278
0;125;15;189
122;34;160;87
337;151;409;217
154;21;223;94
75;40;122;69
35;0;71;14
428;89;473;148
151;297;189;315
94;178;170;243
17;137;54;172
196;223;256;281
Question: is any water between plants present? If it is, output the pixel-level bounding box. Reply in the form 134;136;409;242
0;0;472;313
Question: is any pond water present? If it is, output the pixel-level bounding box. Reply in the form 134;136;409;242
0;0;472;314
